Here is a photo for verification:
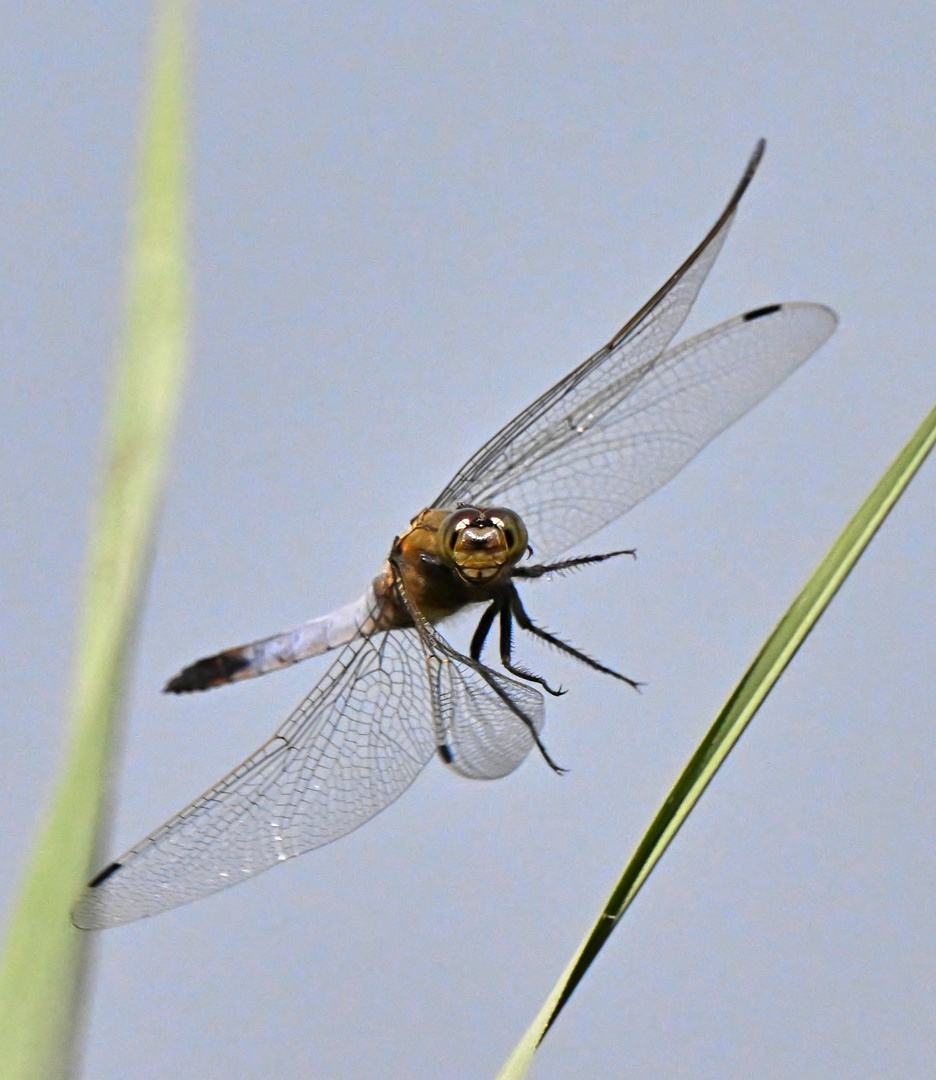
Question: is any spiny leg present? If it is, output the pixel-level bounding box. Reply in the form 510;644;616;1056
474;669;568;776
513;549;636;580
529;734;566;774
469;601;498;662
508;584;642;690
497;602;565;697
476;600;566;769
460;621;568;774
470;665;569;775
388;554;565;775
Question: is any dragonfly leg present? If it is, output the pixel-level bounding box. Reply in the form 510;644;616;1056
472;658;568;773
498;602;566;697
508;585;642;691
513;549;636;579
388;552;566;774
530;734;567;774
469;601;498;661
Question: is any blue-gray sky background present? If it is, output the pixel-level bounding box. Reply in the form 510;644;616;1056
2;2;935;1077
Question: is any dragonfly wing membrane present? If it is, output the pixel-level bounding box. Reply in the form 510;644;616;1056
429;648;546;781
479;301;838;561
390;557;547;781
434;142;766;512
72;627;436;929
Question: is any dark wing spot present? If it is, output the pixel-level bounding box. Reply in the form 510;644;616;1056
742;303;782;322
164;650;251;693
88;861;122;888
437;744;454;764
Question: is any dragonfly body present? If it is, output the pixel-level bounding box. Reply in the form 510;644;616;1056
164;506;529;693
73;142;839;929
167;504;633;725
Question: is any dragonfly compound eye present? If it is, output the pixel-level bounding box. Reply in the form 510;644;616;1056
482;507;529;564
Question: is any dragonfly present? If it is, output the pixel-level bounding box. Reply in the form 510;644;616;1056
72;140;837;930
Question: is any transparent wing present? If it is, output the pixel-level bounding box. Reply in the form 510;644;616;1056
393;560;547;780
72;627;436;929
434;142;766;518
430;650;546;780
469;301;838;562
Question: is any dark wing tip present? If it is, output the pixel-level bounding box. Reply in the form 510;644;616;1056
164;650;251;693
87;861;122;888
742;303;783;322
71;862;124;928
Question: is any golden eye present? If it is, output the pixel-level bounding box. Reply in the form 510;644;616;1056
438;508;481;566
483;507;528;562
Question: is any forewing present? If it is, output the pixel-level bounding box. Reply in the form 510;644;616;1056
72;627;435;929
434;142;765;514
475;302;838;561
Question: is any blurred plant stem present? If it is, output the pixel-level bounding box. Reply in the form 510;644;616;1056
0;3;188;1076
495;394;936;1079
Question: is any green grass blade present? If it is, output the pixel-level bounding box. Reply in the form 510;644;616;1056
495;397;936;1080
0;4;188;1076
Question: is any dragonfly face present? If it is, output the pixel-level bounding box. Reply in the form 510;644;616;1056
438;506;529;582
378;507;514;622
72;140;840;930
379;506;533;628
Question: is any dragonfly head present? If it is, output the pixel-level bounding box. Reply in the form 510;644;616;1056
437;506;529;582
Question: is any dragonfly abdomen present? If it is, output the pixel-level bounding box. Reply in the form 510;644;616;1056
164;587;381;692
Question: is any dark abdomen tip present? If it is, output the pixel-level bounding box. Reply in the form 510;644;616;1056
164;650;251;693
